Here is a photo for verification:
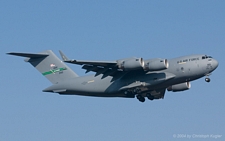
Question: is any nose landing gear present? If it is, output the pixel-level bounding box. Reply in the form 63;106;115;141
205;73;211;83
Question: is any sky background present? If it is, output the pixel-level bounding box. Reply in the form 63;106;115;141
1;0;225;141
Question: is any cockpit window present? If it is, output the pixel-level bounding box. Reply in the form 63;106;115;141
202;55;212;59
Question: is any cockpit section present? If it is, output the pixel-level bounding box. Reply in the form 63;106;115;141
202;55;212;59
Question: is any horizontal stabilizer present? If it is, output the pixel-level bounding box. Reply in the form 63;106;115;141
7;52;48;58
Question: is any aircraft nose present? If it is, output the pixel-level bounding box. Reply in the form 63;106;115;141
213;59;219;70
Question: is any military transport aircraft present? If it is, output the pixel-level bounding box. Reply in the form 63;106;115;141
7;50;218;102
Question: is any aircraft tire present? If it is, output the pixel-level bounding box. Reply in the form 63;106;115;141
205;78;210;82
146;93;154;101
137;95;145;102
148;97;154;101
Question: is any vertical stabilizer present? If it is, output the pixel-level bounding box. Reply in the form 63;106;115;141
7;50;78;84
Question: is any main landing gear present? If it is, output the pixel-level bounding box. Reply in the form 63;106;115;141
124;89;155;103
146;93;154;101
136;95;145;102
136;94;155;103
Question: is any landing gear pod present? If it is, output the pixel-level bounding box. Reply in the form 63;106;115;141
167;82;191;92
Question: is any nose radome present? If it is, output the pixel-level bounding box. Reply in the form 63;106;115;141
214;59;219;69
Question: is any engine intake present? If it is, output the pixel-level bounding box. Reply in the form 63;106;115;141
144;58;169;71
167;82;191;92
117;58;144;71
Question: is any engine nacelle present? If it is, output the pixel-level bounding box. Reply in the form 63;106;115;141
167;82;191;92
144;58;169;71
117;58;144;71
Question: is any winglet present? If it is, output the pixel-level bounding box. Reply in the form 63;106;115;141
59;50;69;61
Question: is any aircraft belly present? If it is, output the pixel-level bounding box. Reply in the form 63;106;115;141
43;74;123;97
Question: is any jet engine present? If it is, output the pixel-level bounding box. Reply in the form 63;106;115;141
167;82;191;92
144;58;169;71
117;58;144;71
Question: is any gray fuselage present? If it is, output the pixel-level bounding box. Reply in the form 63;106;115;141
43;54;218;98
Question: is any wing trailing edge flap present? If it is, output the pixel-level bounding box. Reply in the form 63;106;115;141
64;60;117;66
59;50;119;77
82;65;119;77
82;65;101;73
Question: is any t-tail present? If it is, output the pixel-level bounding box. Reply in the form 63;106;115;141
7;50;78;84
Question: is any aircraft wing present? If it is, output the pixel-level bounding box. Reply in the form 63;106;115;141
64;60;117;67
67;60;120;78
59;51;122;78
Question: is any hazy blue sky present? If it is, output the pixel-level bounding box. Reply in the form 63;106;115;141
1;1;224;141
